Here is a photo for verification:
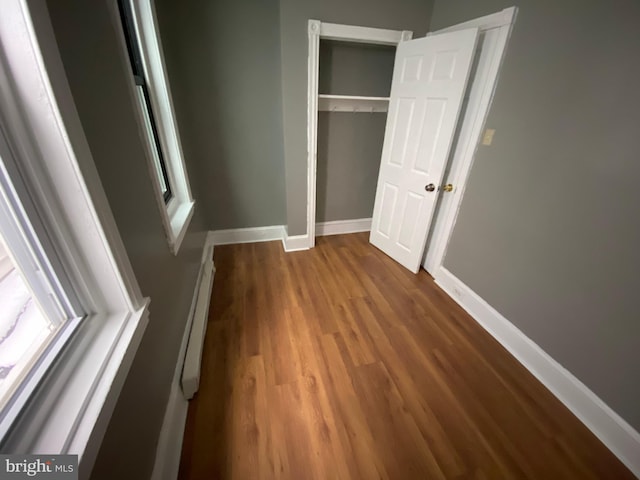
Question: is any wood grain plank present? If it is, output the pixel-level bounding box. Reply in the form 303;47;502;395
179;234;636;480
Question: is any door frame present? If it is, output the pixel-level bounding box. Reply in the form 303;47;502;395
305;8;517;258
306;20;413;248
423;7;518;274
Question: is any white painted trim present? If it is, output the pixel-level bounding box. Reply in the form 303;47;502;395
209;220;371;250
210;225;285;246
210;225;303;251
167;200;195;255
435;267;640;478
150;377;188;480
307;20;321;249
307;20;412;251
109;0;195;256
429;7;517;36
316;218;372;236
0;2;150;478
320;22;411;45
151;233;215;480
282;233;311;252
423;8;517;275
318;94;389;113
204;230;217;253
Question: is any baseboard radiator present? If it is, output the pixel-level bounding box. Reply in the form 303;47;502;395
181;243;215;399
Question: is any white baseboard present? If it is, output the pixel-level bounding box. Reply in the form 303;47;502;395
209;218;371;252
316;217;371;236
150;379;189;480
204;230;216;252
435;267;640;478
151;233;216;480
282;233;310;252
209;225;284;245
209;225;311;252
209;225;310;252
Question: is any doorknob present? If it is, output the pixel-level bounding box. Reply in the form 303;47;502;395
425;183;435;192
441;184;454;192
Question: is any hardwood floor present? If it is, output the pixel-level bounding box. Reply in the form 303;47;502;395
178;233;634;480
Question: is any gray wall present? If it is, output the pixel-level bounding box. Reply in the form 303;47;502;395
431;0;640;430
319;40;395;96
317;113;387;221
46;1;208;478
155;0;287;230
317;41;395;222
280;0;435;234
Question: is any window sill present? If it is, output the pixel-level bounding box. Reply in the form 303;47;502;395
0;1;153;478
166;199;194;256
1;301;150;479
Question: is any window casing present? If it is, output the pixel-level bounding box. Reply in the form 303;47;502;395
0;129;84;422
114;0;195;255
0;1;150;474
117;0;172;203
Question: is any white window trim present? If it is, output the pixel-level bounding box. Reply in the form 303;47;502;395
113;0;195;256
0;2;150;478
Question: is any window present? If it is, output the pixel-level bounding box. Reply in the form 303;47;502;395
0;237;54;408
0;0;149;470
115;0;195;255
0;132;83;421
117;0;172;203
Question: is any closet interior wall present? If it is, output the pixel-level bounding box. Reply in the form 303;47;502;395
316;40;395;224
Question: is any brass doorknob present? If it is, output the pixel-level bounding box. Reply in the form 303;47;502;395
425;183;435;192
441;184;454;192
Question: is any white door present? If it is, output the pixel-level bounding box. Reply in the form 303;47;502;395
370;28;479;273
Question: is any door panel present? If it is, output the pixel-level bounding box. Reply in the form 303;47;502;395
370;28;479;273
377;183;398;238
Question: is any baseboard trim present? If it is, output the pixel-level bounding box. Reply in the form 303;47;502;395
209;219;371;252
282;233;310;252
316;218;371;236
150;378;188;480
209;225;283;245
435;267;640;478
209;225;310;252
151;233;216;480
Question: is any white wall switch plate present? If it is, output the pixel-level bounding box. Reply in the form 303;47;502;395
482;128;496;145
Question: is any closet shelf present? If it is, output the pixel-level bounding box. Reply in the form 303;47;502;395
318;94;389;113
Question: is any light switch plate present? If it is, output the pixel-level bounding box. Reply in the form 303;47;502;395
482;128;496;146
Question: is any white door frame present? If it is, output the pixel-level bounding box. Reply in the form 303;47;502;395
306;20;413;248
423;7;518;274
305;9;517;258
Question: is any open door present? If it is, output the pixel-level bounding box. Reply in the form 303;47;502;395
370;28;479;273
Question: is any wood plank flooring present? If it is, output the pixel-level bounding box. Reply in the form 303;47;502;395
178;233;635;479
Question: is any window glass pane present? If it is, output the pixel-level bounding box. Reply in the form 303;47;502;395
117;0;145;77
0;233;61;410
118;0;172;203
136;86;168;197
0;137;80;422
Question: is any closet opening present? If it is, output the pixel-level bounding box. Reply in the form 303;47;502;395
316;40;396;236
306;21;411;247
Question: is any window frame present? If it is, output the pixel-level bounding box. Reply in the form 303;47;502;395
117;0;173;203
112;0;195;256
0;1;150;477
0;129;84;418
